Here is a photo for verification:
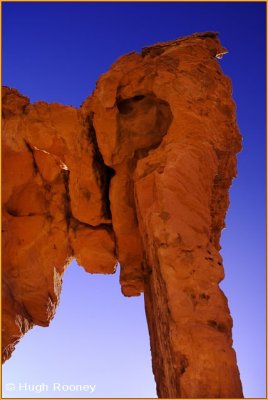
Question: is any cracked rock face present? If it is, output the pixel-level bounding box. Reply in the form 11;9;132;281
2;32;243;398
2;88;117;363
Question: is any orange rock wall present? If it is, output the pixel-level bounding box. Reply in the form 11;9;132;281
2;32;243;398
2;88;116;362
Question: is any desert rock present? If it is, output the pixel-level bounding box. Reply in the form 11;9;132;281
2;32;243;398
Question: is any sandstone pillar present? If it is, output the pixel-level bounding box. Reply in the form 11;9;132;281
91;32;243;398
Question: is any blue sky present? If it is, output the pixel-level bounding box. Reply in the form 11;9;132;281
2;2;266;398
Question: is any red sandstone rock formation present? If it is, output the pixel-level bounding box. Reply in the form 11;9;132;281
2;88;116;362
2;32;243;398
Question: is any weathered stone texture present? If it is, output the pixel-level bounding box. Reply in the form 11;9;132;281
2;32;243;398
2;88;116;363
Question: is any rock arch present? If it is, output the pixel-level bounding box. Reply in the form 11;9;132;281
2;32;243;398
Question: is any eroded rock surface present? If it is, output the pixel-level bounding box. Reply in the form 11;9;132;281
2;32;243;398
2;88;117;363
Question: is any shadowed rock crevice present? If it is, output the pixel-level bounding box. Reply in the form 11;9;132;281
62;169;72;230
86;113;115;220
110;92;173;296
2;32;243;399
116;94;146;114
23;139;39;175
116;92;173;165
